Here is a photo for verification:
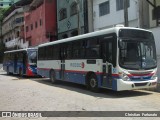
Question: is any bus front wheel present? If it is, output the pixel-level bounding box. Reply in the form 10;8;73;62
88;74;99;92
50;70;56;84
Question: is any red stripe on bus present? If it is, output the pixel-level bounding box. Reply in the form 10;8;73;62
37;68;120;77
128;73;154;77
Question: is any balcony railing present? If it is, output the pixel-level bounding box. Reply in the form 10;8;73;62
5;37;28;49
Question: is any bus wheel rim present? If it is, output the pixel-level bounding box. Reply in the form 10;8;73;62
90;78;96;88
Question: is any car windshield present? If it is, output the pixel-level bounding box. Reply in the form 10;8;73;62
28;50;37;64
119;39;157;70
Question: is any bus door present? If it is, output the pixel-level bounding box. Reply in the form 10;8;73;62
14;53;18;73
102;37;114;88
60;47;65;80
23;52;27;74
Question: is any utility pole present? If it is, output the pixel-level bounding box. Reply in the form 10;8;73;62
138;0;143;28
76;0;81;35
124;0;129;27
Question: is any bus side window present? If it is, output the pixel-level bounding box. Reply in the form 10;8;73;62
86;38;100;59
47;46;53;60
108;42;112;63
54;45;60;60
65;42;72;59
38;47;45;60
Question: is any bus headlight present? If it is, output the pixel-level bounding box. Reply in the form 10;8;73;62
120;72;130;81
151;73;157;80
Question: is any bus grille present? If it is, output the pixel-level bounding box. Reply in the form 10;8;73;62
134;83;148;87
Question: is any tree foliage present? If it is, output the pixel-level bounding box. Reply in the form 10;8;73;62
0;8;8;63
0;7;9;21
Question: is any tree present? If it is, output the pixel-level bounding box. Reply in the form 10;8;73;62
0;7;9;39
0;42;6;63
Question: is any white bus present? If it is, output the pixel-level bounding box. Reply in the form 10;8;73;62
37;26;157;91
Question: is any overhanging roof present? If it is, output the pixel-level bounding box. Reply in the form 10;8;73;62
30;0;43;8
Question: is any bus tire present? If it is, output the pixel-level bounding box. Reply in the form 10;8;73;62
50;70;56;84
88;74;99;92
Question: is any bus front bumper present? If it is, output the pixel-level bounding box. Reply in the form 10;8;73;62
116;78;158;91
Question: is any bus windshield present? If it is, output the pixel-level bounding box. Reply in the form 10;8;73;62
28;50;37;64
119;30;157;70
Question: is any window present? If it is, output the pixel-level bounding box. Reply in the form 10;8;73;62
15;17;24;24
54;45;60;60
26;26;29;32
0;4;3;6
116;0;130;11
31;24;33;30
38;47;45;60
64;42;72;59
59;8;67;20
46;46;54;60
35;21;38;28
152;6;160;20
86;38;100;59
70;2;77;16
40;19;42;26
99;1;110;16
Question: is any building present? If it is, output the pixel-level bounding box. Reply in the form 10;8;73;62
57;0;89;39
1;0;33;49
24;0;57;47
146;0;160;55
93;0;142;31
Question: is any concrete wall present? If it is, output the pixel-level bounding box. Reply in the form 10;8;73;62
93;0;139;31
150;27;160;56
57;0;85;39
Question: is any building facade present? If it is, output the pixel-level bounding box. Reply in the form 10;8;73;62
24;0;57;47
1;0;33;49
57;0;89;39
2;7;27;49
146;0;160;56
93;0;141;31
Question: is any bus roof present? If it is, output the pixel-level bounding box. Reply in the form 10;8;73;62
4;48;37;54
38;26;152;48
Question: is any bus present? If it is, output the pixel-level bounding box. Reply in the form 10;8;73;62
37;26;157;91
3;48;37;77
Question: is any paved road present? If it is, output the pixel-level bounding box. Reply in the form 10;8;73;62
0;71;160;120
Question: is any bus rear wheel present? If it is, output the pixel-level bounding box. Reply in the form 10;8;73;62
50;70;56;84
88;74;99;92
